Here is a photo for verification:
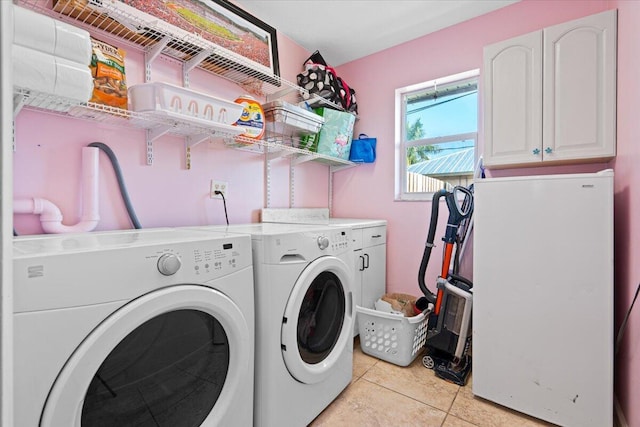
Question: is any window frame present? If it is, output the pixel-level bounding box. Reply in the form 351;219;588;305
395;69;479;201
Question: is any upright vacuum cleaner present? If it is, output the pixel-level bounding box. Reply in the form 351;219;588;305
417;185;474;386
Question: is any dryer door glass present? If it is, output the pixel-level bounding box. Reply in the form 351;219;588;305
297;271;346;364
81;309;229;426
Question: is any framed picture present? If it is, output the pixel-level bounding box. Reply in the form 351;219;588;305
115;0;280;83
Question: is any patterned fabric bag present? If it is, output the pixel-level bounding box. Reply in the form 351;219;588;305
296;50;357;114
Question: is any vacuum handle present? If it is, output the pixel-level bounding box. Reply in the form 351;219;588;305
444;186;474;243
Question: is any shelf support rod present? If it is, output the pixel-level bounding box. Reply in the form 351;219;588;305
330;164;356;173
328;167;334;216
266;86;300;103
264;151;271;208
13;94;25;119
289;162;295;208
184;133;211;170
145;124;172;166
291;154;315;166
145;36;170;82
266;147;292;161
183;48;215;88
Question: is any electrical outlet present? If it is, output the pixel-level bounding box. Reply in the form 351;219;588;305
210;180;228;199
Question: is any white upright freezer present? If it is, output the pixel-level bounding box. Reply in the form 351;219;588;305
473;170;613;427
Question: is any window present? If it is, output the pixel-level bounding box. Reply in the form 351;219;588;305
395;69;479;200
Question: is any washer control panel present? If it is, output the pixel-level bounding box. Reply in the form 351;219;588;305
329;231;350;252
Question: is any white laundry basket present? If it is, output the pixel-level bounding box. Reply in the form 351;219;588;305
356;306;430;366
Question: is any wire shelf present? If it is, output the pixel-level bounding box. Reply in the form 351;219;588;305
14;87;355;168
12;0;355;169
14;0;346;108
15;87;244;137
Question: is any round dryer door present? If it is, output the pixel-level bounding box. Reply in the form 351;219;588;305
41;285;251;427
281;255;354;384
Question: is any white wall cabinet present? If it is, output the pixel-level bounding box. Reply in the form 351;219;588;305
483;9;617;168
352;225;386;336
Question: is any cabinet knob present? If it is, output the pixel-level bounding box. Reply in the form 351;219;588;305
545;147;553;154
532;148;541;155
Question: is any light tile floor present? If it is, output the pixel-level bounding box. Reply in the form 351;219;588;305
310;338;555;427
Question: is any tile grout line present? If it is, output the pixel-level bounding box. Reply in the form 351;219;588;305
358;376;451;417
443;386;482;427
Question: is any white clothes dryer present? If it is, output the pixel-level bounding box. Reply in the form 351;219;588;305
13;228;255;427
188;223;355;427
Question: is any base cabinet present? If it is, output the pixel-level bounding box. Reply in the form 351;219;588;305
352;225;386;336
483;9;616;168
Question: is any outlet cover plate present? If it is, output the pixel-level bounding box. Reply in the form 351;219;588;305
210;180;228;199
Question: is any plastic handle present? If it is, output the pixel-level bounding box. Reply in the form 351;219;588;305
363;253;370;269
443;186;474;243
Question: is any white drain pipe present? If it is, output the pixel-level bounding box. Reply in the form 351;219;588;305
14;146;100;233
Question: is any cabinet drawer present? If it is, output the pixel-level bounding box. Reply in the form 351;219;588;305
362;226;386;247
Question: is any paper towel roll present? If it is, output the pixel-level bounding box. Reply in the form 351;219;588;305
13;45;56;95
55;57;93;103
14;6;92;65
13;6;55;54
55;21;92;65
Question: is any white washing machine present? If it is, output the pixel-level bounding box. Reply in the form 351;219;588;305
261;208;388;336
187;223;355;427
13;228;255;427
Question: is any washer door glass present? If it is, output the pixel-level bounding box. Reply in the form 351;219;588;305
41;285;251;427
297;271;345;364
281;256;353;384
81;309;229;426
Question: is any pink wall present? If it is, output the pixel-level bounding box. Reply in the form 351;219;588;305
13;33;329;234
12;0;640;423
611;0;640;424
334;0;638;423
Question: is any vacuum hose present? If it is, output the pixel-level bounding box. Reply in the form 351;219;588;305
418;189;447;303
418;187;475;303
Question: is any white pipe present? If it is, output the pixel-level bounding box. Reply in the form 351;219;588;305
14;147;100;233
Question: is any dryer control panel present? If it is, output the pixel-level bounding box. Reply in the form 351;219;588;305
12;229;253;313
154;235;253;283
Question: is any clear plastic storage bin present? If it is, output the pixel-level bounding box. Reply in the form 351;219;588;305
356;306;430;366
262;100;324;137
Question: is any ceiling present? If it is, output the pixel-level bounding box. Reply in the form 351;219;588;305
234;1;519;66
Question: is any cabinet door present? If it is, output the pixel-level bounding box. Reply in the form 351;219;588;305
543;10;617;162
360;226;386;312
483;31;543;167
361;244;386;311
352;248;364;337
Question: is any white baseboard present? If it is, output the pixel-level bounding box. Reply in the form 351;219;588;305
615;396;628;427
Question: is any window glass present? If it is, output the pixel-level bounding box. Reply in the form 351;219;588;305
396;70;479;200
82;310;229;426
